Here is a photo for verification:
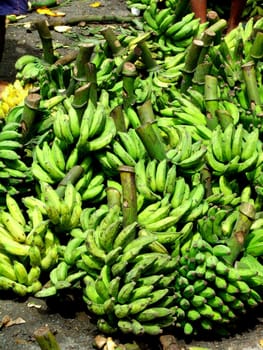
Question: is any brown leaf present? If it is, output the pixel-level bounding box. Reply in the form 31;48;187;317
159;335;181;350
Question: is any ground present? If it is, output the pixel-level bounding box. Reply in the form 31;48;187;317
1;1;263;349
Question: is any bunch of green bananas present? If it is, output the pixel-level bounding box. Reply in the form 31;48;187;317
0;112;32;197
15;54;46;84
173;232;263;336
0;193;61;296
206;124;262;176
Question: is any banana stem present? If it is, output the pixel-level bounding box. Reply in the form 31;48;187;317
56;165;84;198
34;20;56;64
106;186;121;209
192;61;212;92
21;93;41;142
201;165;212;197
204;75;219;130
73;43;95;81
136;121;166;160
198;29;216;64
137;41;159;72
84;62;97;84
250;31;263;60
137;99;155;124
72;83;91;119
223;202;256;266
242;61;261;106
110;105;126;132
122;62;137;108
119;165;137;227
34;326;61;350
215;109;233;130
206;18;227;35
180;39;204;92
101;27;124;56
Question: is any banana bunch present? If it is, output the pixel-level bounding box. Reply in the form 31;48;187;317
39;181;82;232
15;54;46;84
53;99;80;145
159;98;212;142
244;223;263;257
0;80;31;118
80;221;179;335
0;118;31;196
76;98;117;153
32;140;66;184
0;193;60;296
173;233;263;336
198;206;240;244
76;170;106;203
206;124;262;176
166;126;207;175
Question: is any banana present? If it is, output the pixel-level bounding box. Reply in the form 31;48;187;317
0;259;17;281
0;211;26;243
117;281;137;304
59;112;75;145
117;130;138;161
124;107;141;129
221;123;234;162
13;259;28;285
136;306;172;323
170;176;187;209
155;159;168;194
139;204;171;227
112;140;136;167
135;159;161;201
211;125;225;162
111;259;128;277
165;12;195;36
99;217;122;253
0;148;20;160
238;149;259;173
15;54;41;71
108;276;121;299
129;297;152;315
86;229;106;262
145;159;158;193
0;129;22;142
205;145;228;175
97;319;117;334
63;97;80;139
231;123;244;158
83;275;104;304
94;276;109;301
163;164;177;195
104;151;123;170
86;116;116;152
88;102;107;140
241;128;260;161
130;284;154;301
159;14;176;34
6;193;26;227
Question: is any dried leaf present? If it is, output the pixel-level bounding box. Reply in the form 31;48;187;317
54;25;72;33
89;1;102;8
94;334;107;349
27;302;42;309
4;317;26;328
36;8;65;16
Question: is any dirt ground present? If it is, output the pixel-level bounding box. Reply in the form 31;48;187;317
1;1;263;349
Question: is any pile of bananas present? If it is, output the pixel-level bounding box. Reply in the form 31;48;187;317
0;5;262;340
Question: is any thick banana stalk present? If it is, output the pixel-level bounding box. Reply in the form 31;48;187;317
224;202;256;265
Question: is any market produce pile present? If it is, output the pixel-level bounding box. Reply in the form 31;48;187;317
0;0;263;338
